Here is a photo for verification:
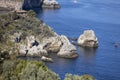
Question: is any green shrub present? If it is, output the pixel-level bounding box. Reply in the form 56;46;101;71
2;60;16;80
27;10;37;17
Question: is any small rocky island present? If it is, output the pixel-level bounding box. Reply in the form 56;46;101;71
78;30;98;48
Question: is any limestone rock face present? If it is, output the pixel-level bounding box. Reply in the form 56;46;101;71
78;30;98;48
19;44;48;57
18;36;48;57
42;0;60;9
42;36;62;53
10;32;21;43
19;44;27;56
27;45;48;56
57;35;78;58
26;36;36;48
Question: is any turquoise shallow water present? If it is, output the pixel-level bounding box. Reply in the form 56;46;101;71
37;0;120;80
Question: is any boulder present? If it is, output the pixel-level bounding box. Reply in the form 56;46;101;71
18;44;27;56
42;0;60;9
78;30;98;48
57;35;78;58
41;56;53;62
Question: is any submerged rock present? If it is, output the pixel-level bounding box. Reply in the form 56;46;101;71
57;35;78;58
42;0;60;9
78;30;98;48
114;42;119;48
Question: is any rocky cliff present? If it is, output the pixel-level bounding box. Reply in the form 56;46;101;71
0;8;94;80
23;0;60;10
0;10;56;59
0;0;60;11
0;10;78;61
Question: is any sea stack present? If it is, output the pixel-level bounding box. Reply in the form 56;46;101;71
78;30;98;48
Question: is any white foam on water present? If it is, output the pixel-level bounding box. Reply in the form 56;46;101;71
73;0;78;3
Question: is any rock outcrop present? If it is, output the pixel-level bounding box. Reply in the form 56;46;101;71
42;35;78;58
41;56;53;62
42;0;60;9
18;35;78;58
18;36;48;57
42;36;62;53
78;30;98;48
57;35;78;58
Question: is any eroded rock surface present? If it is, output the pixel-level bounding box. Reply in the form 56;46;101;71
57;35;78;58
78;30;98;48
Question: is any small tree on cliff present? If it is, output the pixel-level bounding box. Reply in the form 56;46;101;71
27;10;37;17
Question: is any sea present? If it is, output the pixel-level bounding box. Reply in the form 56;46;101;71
37;0;120;80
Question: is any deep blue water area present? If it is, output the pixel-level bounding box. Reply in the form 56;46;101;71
37;0;120;80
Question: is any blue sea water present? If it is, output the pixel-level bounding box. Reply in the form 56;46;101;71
37;0;120;80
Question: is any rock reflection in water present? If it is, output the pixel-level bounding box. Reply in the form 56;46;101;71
78;47;97;60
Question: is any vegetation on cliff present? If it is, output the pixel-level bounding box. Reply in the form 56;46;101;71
0;60;60;80
0;60;95;80
0;10;56;59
